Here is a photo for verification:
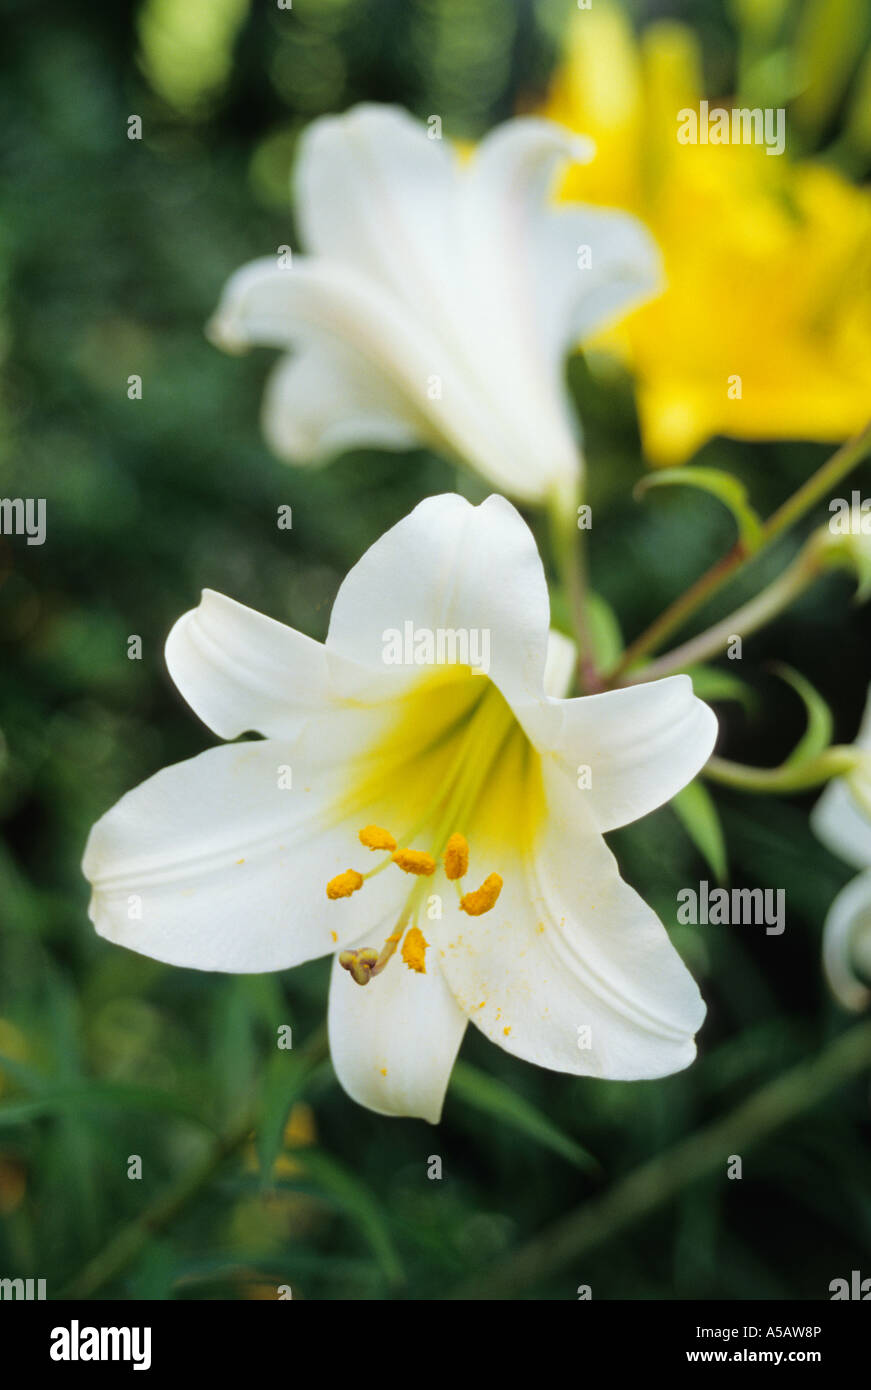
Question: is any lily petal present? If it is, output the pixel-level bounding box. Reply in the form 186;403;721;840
326;493;551;706
436;764;705;1079
462;118;660;372
544;629;577;698
165;589;333;741
527;674;718;832
327;950;467;1123
812;777;871;871
295;103;460;321
209;255;556;502
822;870;871;1012
208;253;437;387
261;344;419;465
83;738;408;973
812;688;871;871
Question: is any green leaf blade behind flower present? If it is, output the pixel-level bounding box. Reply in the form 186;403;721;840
255;1047;331;1186
671;780;728;885
280;1149;404;1288
586;590;624;672
687;665;758;715
448;1060;601;1173
771;663;834;768
0;1082;216;1132
634;467;764;555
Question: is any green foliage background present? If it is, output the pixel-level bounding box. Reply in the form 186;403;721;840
0;0;870;1299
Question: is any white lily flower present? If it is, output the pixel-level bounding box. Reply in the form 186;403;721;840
812;687;871;1010
818;871;871;1012
812;687;871;872
83;494;715;1122
208;104;661;507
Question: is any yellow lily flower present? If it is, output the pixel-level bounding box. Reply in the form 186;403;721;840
543;3;871;465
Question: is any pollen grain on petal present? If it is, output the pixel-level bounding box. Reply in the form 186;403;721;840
401;926;429;974
326;869;364;899
391;848;437;876
460;871;503;916
358;823;397;851
443;832;469;880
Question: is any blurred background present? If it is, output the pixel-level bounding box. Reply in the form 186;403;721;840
1;0;870;1300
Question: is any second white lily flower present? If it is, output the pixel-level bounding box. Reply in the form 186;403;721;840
812;688;871;1010
208;104;661;507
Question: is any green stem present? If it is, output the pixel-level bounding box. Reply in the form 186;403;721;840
548;487;601;694
607;420;871;684
703;745;862;794
448;1019;871;1300
765;420;871;544
630;547;816;681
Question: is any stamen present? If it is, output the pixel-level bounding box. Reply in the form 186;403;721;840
460;872;503;916
401;926;429;974
443;833;469;881
391;848;437;876
370;930;402;976
358;824;397;852
326;869;364;900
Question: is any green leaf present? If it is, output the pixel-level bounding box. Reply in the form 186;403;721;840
729;0;791;44
282;1149;404;1286
635;467;764;555
211;979;258;1122
771;663;834;768
671;780;728;884
844;46;871;158
0;1082;215;1131
0;1052;53;1094
586;590;624;671
687;664;758;714
254;1053;332;1185
791;0;869;139
449;1061;600;1173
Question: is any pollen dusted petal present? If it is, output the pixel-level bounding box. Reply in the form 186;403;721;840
358;824;397;851
326;869;364;899
460;872;503;916
391;848;437;876
401;926;429;974
443;833;469;880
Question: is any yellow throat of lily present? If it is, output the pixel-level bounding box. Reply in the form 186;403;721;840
325;667;544;985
